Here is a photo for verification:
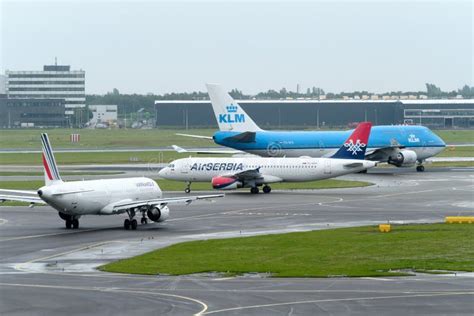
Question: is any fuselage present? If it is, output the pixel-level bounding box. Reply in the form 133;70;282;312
38;177;161;215
213;125;445;160
159;157;376;183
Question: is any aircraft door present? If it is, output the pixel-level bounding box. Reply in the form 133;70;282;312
324;159;331;174
318;140;325;155
180;161;190;174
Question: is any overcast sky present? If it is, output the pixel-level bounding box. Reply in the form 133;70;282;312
1;0;472;94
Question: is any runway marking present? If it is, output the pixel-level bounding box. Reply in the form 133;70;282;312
361;277;395;281
212;277;236;281
0;227;108;242
0;282;208;316
202;291;474;315
0;218;7;226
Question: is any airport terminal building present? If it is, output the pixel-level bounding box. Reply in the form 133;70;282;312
155;99;474;129
5;64;85;116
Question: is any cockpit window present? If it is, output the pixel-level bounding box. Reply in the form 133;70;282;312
169;164;175;168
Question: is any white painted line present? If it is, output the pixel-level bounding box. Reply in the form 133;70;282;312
202;291;474;315
0;282;208;316
362;277;395;282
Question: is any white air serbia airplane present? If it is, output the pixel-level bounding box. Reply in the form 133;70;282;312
159;122;377;193
0;134;223;230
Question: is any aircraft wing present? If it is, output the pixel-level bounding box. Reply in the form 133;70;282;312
172;145;242;155
224;168;263;181
175;133;213;140
111;194;224;212
0;194;46;204
365;147;401;162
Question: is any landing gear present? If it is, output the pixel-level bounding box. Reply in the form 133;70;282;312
65;217;79;229
416;165;425;172
250;187;259;194
262;185;271;194
184;182;191;193
72;219;79;229
140;207;148;225
124;209;138;230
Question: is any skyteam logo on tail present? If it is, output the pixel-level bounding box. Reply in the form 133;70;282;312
219;103;245;124
344;139;366;155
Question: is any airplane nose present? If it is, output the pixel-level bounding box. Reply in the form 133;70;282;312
158;168;167;178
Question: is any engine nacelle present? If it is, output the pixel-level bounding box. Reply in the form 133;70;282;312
147;206;170;222
58;212;72;221
388;149;417;167
211;176;242;190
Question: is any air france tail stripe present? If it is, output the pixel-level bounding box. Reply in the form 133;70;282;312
42;153;53;180
41;134;60;180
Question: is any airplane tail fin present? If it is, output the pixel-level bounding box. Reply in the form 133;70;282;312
331;122;372;160
40;133;63;186
206;83;261;132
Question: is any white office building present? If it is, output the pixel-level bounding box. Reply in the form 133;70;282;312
89;105;118;126
6;64;85;115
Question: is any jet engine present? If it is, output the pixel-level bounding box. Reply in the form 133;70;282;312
211;176;242;190
388;149;417;167
58;212;72;221
147;205;170;222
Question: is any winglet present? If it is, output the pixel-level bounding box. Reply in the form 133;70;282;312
331;122;372;160
40;133;63;186
206;83;261;132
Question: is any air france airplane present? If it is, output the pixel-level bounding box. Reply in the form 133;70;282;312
0;134;223;230
178;84;446;172
160;122;377;193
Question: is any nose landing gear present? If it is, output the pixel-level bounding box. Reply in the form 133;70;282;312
184;181;192;193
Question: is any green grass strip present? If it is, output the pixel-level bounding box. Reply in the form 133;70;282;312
100;223;474;277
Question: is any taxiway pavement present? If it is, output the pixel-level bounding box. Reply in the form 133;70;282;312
0;168;473;315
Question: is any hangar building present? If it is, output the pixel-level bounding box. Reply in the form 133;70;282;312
154;99;474;129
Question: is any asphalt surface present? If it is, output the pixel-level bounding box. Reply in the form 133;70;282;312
0;167;473;315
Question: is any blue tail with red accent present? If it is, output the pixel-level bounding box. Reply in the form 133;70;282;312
331;122;372;160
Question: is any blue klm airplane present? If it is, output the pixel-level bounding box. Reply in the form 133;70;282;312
175;84;446;172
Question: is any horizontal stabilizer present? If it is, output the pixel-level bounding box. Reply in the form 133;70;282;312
175;133;213;140
0;194;45;204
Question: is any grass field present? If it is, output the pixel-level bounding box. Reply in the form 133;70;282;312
0;128;217;149
0;151;209;165
100;223;474;277
435;130;474;144
437;146;474;157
